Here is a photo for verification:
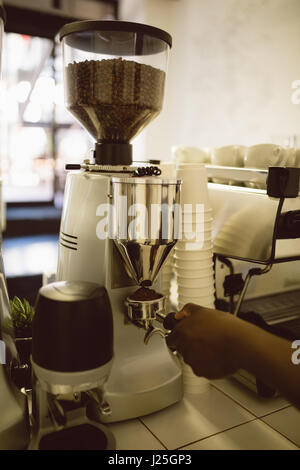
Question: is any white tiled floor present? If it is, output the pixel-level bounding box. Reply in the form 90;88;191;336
181;420;298;450
262;407;300;447
212;377;290;417
108;378;300;450
107;419;165;450
140;384;254;449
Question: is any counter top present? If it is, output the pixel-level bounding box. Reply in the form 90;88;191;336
107;377;299;450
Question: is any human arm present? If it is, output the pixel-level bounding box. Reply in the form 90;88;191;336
166;303;300;409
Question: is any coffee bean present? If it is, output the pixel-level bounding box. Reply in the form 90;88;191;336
65;58;165;142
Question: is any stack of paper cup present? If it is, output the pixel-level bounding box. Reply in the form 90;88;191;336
175;164;215;310
160;249;174;311
175;163;215;393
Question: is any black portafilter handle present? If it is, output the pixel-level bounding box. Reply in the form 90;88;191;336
163;312;180;331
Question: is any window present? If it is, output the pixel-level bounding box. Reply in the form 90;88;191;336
0;1;118;205
1;32;93;204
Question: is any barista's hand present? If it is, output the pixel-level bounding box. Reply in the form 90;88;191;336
166;303;244;379
167;304;300;411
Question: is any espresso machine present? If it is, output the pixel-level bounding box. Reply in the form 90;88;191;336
56;20;183;422
207;165;300;396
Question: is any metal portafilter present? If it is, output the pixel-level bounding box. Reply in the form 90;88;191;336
125;287;181;344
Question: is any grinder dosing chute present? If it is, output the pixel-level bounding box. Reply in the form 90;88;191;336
59;21;172;165
111;177;181;335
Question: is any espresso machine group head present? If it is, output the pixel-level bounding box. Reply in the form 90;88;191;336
57;20;183;422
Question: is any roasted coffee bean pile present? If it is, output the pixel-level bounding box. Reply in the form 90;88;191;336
129;287;163;301
65;58;165;142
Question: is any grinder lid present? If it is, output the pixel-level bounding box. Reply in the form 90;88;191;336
58;20;172;54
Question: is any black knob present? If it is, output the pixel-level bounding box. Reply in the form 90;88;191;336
163;312;179;330
65;164;82;170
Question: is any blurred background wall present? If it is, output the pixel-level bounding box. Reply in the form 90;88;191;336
120;0;300;160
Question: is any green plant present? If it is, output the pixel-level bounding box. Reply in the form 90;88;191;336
9;297;35;337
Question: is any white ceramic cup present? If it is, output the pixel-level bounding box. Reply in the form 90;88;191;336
212;145;246;167
244;144;286;169
285;148;296;167
293;148;300;167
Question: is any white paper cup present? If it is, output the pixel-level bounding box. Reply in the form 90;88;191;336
178;285;215;297
181;221;213;232
174;257;213;269
177;164;211;204
175;264;213;274
180;205;213;215
177;276;214;288
181;212;213;221
178;295;215;308
175;266;214;278
176;240;213;250
178;231;212;244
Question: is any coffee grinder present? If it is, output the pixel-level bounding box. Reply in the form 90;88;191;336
57;21;183;423
29;281;115;449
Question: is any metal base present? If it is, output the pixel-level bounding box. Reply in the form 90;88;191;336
96;290;183;423
28;381;115;450
98;332;183;423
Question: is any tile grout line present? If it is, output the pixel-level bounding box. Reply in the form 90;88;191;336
209;382;259;418
258;413;300;448
210;381;297;434
208;384;300;447
136;387;295;450
175;416;258;450
259;404;292;419
137;418;168;450
209;382;292;419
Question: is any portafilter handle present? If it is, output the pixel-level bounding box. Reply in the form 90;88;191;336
163;312;180;330
143;312;180;345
